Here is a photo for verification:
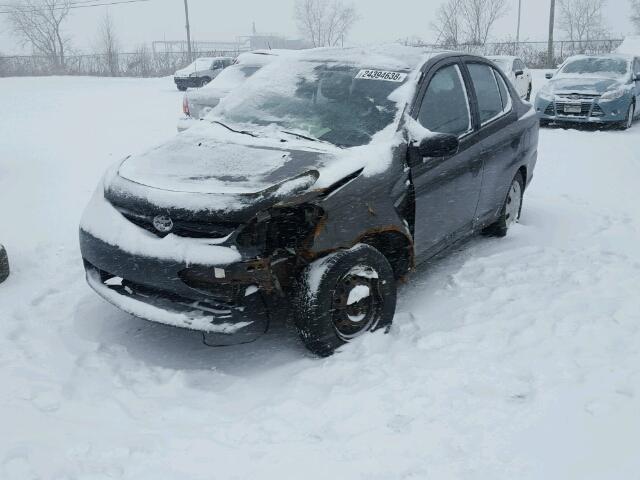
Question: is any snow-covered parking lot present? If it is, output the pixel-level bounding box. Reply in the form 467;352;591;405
1;71;640;479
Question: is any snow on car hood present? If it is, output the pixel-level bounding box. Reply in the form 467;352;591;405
548;77;624;95
118;132;328;195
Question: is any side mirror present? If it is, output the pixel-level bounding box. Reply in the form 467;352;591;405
515;69;524;77
414;133;460;159
545;72;554;79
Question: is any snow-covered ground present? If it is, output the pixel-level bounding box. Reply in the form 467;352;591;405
1;71;639;479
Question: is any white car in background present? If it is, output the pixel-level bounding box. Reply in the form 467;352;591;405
173;56;234;91
178;50;285;132
487;55;533;100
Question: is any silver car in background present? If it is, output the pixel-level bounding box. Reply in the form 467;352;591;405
173;56;234;91
487;55;533;100
178;51;284;132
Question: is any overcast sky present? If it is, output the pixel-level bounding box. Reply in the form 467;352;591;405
0;0;636;55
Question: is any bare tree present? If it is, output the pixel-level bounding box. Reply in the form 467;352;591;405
7;0;71;72
294;0;359;47
430;0;507;46
96;11;120;76
431;0;464;46
631;0;640;33
460;0;509;45
558;0;609;43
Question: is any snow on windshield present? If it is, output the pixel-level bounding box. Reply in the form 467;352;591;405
558;57;630;78
202;65;260;92
213;56;413;148
188;58;215;71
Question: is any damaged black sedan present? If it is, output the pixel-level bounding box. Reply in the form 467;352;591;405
80;46;538;356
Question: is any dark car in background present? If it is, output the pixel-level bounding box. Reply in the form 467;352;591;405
535;54;640;129
80;46;538;356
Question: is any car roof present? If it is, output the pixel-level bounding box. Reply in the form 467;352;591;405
276;45;455;72
486;55;519;62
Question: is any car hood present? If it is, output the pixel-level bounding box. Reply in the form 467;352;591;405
175;67;199;77
118;135;327;195
548;77;624;95
105;121;394;221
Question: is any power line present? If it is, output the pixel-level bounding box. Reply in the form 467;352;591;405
0;0;150;14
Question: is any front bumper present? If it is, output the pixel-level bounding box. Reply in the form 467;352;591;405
174;76;201;89
81;230;271;345
78;188;278;345
535;95;630;124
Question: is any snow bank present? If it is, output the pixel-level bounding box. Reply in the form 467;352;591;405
80;184;241;266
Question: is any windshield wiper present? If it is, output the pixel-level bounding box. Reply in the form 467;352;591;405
280;130;341;148
211;120;258;138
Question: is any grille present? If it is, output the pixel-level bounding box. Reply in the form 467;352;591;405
554;101;593;117
117;207;238;239
544;103;555;115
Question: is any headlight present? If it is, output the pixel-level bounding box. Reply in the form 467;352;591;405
600;88;626;101
537;87;554;102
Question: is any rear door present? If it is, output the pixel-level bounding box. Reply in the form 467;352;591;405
463;61;521;224
410;59;484;257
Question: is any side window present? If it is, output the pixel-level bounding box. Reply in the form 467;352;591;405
418;64;472;137
467;63;505;125
494;70;513;112
635;59;640;77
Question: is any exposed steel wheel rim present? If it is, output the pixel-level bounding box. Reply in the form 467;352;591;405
331;265;383;341
505;179;522;227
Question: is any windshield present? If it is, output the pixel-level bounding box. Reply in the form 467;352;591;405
559;57;629;78
187;58;215;71
214;60;408;147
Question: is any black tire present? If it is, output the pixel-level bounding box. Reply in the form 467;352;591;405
525;83;532;101
0;244;9;284
539;119;550;127
177;86;187;92
483;171;525;238
293;244;396;357
619;102;635;130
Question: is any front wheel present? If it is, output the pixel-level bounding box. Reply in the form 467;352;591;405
483;172;524;238
620;102;635;130
293;244;397;356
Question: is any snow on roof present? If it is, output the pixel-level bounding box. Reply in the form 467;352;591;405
616;36;640;56
276;45;447;72
486;55;518;61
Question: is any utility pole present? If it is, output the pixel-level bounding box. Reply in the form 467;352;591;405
516;0;522;43
547;0;556;68
183;0;193;62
